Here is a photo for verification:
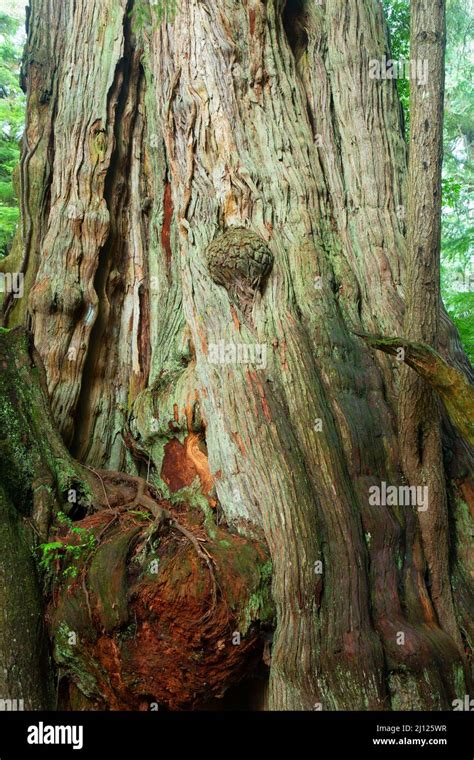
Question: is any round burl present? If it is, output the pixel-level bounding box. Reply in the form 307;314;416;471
206;228;273;309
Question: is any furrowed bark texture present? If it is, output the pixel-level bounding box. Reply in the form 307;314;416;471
0;482;52;709
358;335;474;446
399;0;462;653
0;329;273;711
0;328;96;709
1;0;472;710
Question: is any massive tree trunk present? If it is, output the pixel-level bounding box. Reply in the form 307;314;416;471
0;0;472;711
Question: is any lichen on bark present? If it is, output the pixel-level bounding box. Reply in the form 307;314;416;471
0;0;472;711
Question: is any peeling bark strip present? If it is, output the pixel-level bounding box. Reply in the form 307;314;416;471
8;0;152;470
1;0;472;710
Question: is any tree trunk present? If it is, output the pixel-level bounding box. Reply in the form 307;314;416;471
399;0;462;654
0;0;472;711
0;327;95;709
0;327;274;710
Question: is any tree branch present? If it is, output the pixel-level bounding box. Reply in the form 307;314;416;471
356;332;474;446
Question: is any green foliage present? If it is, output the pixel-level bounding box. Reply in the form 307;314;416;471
441;0;473;364
384;0;473;365
0;205;19;254
38;541;64;568
38;512;97;580
130;0;177;34
0;11;25;258
382;0;410;131
128;509;153;521
443;290;474;360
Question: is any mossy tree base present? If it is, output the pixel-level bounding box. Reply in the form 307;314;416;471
0;482;53;709
49;504;273;710
0;328;273;710
0;327;98;709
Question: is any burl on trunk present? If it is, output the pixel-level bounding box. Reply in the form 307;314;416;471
0;0;472;711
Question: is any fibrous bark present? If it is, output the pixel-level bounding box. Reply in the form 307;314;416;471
0;328;273;710
357;334;474;446
399;0;463;654
0;0;472;710
0;327;95;709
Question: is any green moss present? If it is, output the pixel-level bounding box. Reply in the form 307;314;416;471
210;540;274;634
0;329;93;517
453;496;471;538
0;380;36;510
88;526;141;632
54;623;101;699
453;662;466;697
388;671;441;710
167;480;218;539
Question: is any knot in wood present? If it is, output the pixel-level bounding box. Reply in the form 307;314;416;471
206;228;273;309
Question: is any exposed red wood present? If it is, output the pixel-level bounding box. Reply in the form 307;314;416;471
249;7;256;36
161;433;214;495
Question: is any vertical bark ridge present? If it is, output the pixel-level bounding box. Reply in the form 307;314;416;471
0;0;70;327
5;0;471;710
399;0;465;659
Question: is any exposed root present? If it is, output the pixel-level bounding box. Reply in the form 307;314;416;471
79;464;112;510
48;500;273;710
78;469;220;621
